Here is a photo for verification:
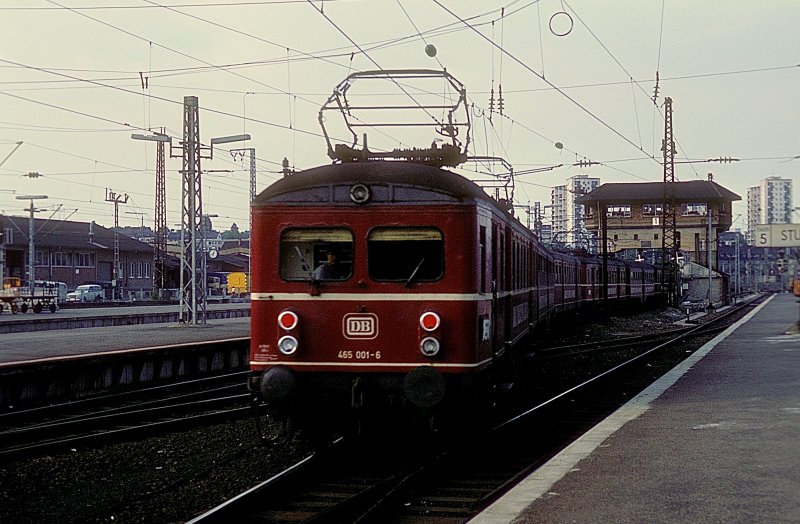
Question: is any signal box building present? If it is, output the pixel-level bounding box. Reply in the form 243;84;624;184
578;178;741;305
577;179;741;270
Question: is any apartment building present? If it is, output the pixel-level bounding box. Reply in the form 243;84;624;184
550;174;600;250
746;176;793;243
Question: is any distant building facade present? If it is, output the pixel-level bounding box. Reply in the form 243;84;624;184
746;176;793;243
550;174;600;251
0;216;155;298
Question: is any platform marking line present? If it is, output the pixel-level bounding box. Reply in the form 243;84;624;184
469;296;774;524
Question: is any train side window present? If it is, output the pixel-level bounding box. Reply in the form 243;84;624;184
279;228;353;281
367;227;443;282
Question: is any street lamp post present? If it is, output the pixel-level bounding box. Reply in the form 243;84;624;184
229;142;255;283
132;132;171;298
15;194;48;297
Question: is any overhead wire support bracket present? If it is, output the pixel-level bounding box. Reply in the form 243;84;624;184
463;155;515;209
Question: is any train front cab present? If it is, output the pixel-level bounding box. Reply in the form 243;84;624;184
249;201;498;427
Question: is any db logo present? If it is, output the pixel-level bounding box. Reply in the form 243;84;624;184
343;313;378;340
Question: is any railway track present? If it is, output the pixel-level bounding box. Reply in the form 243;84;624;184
0;371;251;460
192;297;764;523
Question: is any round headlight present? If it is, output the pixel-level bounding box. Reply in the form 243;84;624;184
419;311;440;332
420;336;440;357
278;310;298;331
277;335;299;355
349;184;371;204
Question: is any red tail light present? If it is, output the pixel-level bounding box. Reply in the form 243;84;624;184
419;311;440;332
278;310;299;331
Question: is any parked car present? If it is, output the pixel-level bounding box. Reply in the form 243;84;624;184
65;284;104;302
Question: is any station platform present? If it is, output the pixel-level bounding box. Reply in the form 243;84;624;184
0;316;250;366
0;302;250;334
473;293;800;523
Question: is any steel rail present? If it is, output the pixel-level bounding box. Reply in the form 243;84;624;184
0;369;250;423
340;297;767;521
185;298;766;522
0;394;251;460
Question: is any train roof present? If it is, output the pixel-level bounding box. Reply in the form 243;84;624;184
253;161;502;209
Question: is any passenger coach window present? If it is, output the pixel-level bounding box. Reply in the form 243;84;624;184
279;228;353;281
368;227;443;282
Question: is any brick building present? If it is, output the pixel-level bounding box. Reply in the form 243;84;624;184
1;216;154;297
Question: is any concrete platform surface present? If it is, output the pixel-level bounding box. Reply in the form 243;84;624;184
0;301;249;322
473;293;800;523
0;317;250;365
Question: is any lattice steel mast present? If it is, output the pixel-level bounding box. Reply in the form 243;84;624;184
661;97;679;306
180;96;206;324
154;128;167;294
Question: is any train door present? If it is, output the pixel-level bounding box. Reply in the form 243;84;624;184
625;266;632;299
491;221;503;354
504;229;513;341
532;249;540;323
573;261;579;306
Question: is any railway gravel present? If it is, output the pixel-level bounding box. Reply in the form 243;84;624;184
541;306;689;346
0;306;690;523
0;418;310;523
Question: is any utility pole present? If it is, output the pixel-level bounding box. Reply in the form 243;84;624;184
706;188;713;309
735;231;740;298
15;194;48;297
105;188;129;300
600;199;609;320
661;97;679;306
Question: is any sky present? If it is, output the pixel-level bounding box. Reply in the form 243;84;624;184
1;0;798;234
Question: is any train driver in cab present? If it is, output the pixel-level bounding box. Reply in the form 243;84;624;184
313;251;341;281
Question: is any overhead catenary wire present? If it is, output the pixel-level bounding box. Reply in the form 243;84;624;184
47;0;313;106
396;0;446;71
0;59;327;140
43;0;413;163
305;0;448;132
45;0;414;153
0;1;347;9
432;0;660;166
4;1;793;232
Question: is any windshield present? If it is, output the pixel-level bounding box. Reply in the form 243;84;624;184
368;227;443;282
279;228;353;281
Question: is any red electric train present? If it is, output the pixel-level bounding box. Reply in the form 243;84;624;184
247;69;663;435
248;159;663;433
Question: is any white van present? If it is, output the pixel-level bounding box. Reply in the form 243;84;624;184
65;284;104;303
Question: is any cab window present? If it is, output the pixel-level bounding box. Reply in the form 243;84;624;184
368;227;443;282
280;228;353;281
